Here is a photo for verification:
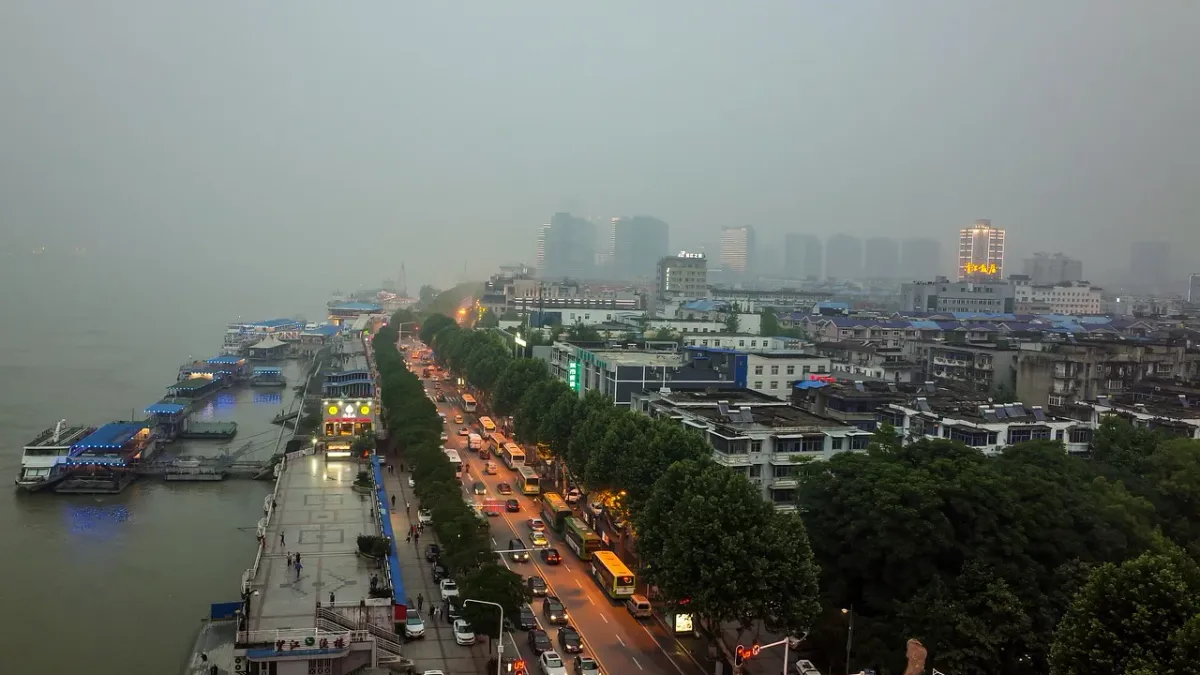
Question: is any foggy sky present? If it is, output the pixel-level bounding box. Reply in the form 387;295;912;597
2;1;1198;288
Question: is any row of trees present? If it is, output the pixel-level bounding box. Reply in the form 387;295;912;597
415;308;1200;674
373;313;530;637
418;314;823;648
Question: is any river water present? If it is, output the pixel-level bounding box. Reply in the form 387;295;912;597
0;256;334;674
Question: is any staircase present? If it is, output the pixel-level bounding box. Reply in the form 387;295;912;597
317;607;412;671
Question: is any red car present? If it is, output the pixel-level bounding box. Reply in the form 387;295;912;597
541;548;562;565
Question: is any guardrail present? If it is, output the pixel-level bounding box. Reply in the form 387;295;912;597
237;626;353;646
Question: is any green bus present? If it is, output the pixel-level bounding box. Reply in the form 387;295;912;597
540;493;573;533
591;550;636;599
563;517;603;561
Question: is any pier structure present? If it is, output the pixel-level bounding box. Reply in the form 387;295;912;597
56;422;155;493
319;338;380;457
168;376;225;400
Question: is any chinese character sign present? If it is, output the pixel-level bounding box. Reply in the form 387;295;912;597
963;262;998;275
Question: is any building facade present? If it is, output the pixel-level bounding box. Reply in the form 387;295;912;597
720;226;756;275
784;233;823;279
900;276;1016;313
656;252;708;298
682;347;832;400
542;212;596;280
957;219;1006;281
1022;252;1084;284
547;341;730;405
1013;280;1104;314
612;216;669;280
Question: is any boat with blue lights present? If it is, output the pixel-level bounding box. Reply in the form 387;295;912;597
14;420;96;492
55;421;159;494
250;366;287;387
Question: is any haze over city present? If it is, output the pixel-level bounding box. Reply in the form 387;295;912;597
2;1;1199;290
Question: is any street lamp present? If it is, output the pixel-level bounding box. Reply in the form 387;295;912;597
464;598;505;675
842;607;854;675
394;321;418;342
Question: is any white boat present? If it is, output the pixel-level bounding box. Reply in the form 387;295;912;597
14;420;95;492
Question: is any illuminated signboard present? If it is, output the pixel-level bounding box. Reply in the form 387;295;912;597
567;361;581;392
963;262;998;275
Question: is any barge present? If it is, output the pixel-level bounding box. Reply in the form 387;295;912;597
14;420;96;492
55;422;159;494
250;366;287;387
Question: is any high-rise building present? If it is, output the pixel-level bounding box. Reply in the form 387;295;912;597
864;237;900;279
1022;252;1084;285
900;238;942;280
535;225;550;274
611;216;669;280
825;234;863;280
957;219;1006;281
1189;273;1200;304
720;226;756;275
541;212;596;280
784;234;823;279
1129;241;1170;292
657;252;708;298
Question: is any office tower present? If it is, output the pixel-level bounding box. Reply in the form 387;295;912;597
900;238;942;280
825;234;864;280
535;225;550;274
1190;273;1200;303
720;226;756;275
657;252;708;298
1129;241;1170;292
611;216;669;280
541;212;596;280
957;219;1006;281
864;237;900;279
1022;252;1084;285
784;234;823;279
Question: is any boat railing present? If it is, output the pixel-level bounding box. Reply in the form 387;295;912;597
236;626;352;647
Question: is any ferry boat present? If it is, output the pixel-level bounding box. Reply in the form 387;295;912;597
56;421;159;494
14;420;96;492
250;367;287;387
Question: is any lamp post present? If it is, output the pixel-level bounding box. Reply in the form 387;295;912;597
464;598;505;675
842;607;854;675
394;321;418;343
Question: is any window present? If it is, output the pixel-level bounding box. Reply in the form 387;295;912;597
754;365;764;375
771;365;779;375
1068;428;1092;444
750;440;763;453
787;365;795;375
831;437;843;450
800;437;823;453
738;340;745;347
851;436;870;450
772;464;795;478
748;464;762;478
802;366;811;375
751;340;758;347
753;380;763;389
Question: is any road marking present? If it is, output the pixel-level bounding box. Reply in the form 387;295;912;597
632;657;644;670
617;636;626;647
640;624;693;675
576;579;583;588
588;596;595;605
491;537;497;545
564;565;572;572
599;614;607;623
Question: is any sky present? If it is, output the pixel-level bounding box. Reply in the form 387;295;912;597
1;1;1198;288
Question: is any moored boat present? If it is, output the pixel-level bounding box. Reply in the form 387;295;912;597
14;420;95;492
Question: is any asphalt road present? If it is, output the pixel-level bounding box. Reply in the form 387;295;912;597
408;350;702;675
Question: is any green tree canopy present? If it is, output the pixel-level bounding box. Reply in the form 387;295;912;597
418;284;439;305
458;564;533;639
491;358;549;416
759;308;781;336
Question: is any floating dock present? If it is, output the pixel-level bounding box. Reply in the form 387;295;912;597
179;421;238;439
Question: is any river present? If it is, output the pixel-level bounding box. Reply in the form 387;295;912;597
0;256;338;674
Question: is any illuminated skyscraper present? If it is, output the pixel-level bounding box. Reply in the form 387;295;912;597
720;225;756;275
535;225;550;274
957;220;1006;281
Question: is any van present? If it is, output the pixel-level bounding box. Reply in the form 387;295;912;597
625;594;652;619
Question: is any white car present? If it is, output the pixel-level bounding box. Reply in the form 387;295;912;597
440;431;448;441
408;476;416;488
453;619;476;646
458;427;469;437
404;611;426;639
439;578;459;600
527;518;546;532
418;509;434;526
539;651;568;675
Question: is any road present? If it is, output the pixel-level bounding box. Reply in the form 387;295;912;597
408;346;702;675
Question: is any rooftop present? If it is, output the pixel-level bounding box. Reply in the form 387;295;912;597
588;350;685;367
170;377;214;391
651;387;782;407
145;402;187;415
690;404;852;430
26;424;94;448
250;336;288;350
207;356;247;365
250;318;304;329
329;302;383;312
71;422;148;451
304;324;343;337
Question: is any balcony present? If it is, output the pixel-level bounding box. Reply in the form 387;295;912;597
770;477;799;489
933;356;970;367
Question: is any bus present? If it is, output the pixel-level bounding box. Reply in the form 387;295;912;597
443;448;463;479
516;466;540;495
479;416;497;434
500;443;525;469
591;550;636;599
540;493;573;533
462;394;477;413
468;433;482;451
563;517;604;561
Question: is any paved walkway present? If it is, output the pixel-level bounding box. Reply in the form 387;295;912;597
381;460;493;674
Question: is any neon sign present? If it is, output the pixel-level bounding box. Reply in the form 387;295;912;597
808;374;836;383
963;262;998;275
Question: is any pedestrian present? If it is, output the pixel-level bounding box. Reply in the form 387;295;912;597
295;552;301;565
406;501;411;514
279;531;285;546
391;495;396;508
271;498;277;510
295;560;302;580
329;591;335;604
414;532;420;546
405;532;411;543
417;593;424;611
286;552;293;567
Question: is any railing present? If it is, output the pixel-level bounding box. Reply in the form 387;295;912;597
237;626;352;646
316;608;404;656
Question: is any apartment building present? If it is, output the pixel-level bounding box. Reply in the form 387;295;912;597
1015;339;1200;407
1012;279;1104;315
682;347;832;400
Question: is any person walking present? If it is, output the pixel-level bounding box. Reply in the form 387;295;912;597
279;531;285;546
405;501;411;515
416;593;424;611
329;591;335;604
405;531;411;543
295;552;301;565
413;532;420;546
294;560;302;580
391;495;396;508
286;552;293;568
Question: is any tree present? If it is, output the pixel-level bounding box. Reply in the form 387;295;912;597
418;314;457;344
584;413;654;496
477;308;500;328
565;392;615;475
418;284;438;306
514;380;571;446
723;312;740;333
565;322;601;342
458;565;533;639
492;358;549;416
1139;438;1200;556
539;389;581;461
1050;549;1200;675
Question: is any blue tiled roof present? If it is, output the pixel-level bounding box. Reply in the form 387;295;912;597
72;422;147;450
815;301;850;310
304;324;342;337
145;403;186;415
252;318;302;328
681;299;721;312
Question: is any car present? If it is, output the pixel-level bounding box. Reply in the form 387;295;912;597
454;415;464;424
541;548;562;564
496;482;513;495
436;393;446;402
485;461;499;475
446;601;463;622
565;488;581;504
440;431;448;441
527;575;548;596
458;427;470;436
528;629;552;655
408;476;416;488
557;626;582;654
527;518;546;532
542;596;567;625
421;671;446;675
573;656;601;675
505;499;521;512
424;543;441;562
431;563;448;582
530;531;549;548
472;482;487;495
539;651;568;675
404;611;426;639
517;604;538;630
439;578;459;600
418;509;434;526
509;538;529;562
453;619;476;646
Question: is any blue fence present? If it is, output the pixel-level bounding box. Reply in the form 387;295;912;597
371;456;406;618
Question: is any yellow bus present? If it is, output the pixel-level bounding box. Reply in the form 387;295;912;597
516;466;540;495
479;416;497;434
461;394;477;413
591;550;636;599
540;493;572;533
500;443;525;469
563;517;603;561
